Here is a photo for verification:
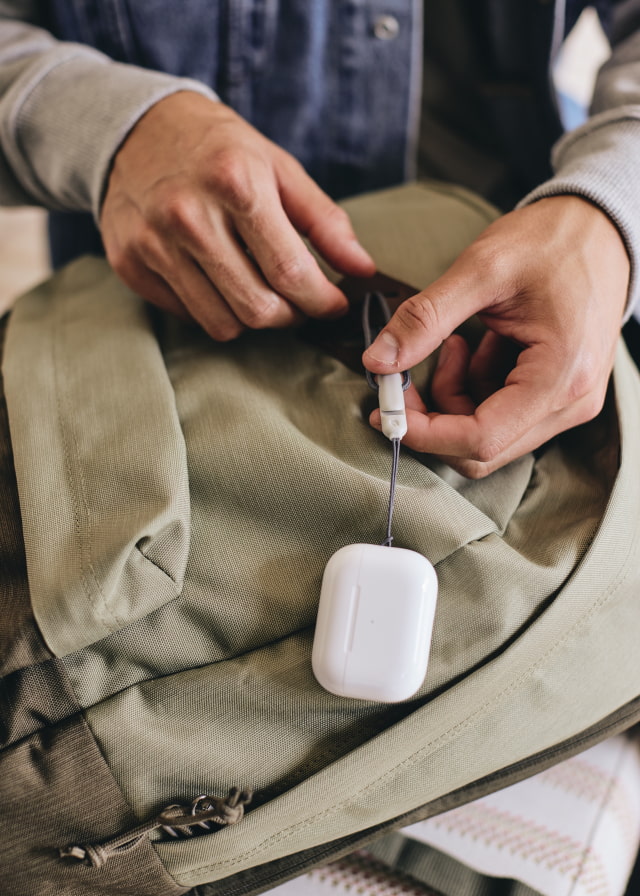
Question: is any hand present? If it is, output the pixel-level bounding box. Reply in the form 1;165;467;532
363;196;629;478
100;92;375;340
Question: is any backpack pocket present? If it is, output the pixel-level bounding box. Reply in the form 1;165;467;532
2;257;191;656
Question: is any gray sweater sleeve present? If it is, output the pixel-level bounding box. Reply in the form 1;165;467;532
519;27;640;321
0;13;218;219
2;4;640;320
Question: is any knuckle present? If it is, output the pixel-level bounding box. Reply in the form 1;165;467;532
578;388;606;424
157;193;202;240
209;150;256;214
468;241;516;299
460;460;493;480
442;456;493;480
106;242;128;277
470;229;511;269
107;242;141;287
471;435;503;465
278;149;306;178
565;356;599;405
136;231;166;269
474;244;508;281
239;296;280;329
396;295;442;337
561;357;610;426
268;253;309;294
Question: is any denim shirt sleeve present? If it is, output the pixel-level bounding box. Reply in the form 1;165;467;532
0;14;218;218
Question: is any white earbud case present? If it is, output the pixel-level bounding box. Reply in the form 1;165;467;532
312;543;438;702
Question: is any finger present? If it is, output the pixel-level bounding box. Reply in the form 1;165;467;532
432;428;537;478
161;252;248;341
362;250;503;373
467;331;522;405
420;337;611;477
398;352;564;465
186;215;305;330
370;346;602;479
103;214;192;322
387;406;546;478
403;382;429;413
133;225;250;339
430;334;476;415
424;396;574;478
277;154;376;277
233;189;352;319
110;247;191;322
369;380;427;432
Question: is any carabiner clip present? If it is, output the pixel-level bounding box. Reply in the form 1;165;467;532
362;292;411;393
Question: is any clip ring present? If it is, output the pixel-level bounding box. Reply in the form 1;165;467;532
362;292;411;392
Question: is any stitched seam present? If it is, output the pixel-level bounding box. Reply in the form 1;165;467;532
186;530;638;875
105;0;135;59
135;544;180;588
52;293;121;634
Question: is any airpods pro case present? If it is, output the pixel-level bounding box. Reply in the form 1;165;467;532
312;543;438;702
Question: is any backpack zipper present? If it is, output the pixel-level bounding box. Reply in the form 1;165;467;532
58;786;252;869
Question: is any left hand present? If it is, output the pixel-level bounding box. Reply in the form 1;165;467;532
100;94;375;342
363;196;630;478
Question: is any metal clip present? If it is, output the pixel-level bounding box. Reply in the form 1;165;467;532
362;291;411;393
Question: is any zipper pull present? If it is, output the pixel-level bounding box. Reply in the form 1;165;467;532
59;787;252;868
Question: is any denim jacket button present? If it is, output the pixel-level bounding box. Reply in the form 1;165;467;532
372;15;400;40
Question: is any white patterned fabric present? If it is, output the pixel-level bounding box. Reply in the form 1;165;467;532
268;850;440;896
405;734;640;896
270;734;640;896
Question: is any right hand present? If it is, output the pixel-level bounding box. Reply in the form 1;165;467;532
363;196;629;477
100;92;375;340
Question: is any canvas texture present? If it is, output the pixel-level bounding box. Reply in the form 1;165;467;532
2;182;640;895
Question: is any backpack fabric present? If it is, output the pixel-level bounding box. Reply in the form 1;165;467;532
2;182;640;896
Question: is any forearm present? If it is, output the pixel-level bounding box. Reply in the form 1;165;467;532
0;16;218;216
519;23;640;321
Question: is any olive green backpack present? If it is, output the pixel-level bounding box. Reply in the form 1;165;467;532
2;182;640;896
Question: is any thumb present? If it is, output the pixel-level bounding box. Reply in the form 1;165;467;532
362;262;493;373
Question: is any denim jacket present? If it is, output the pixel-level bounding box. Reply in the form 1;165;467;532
43;0;425;200
40;0;620;197
34;0;564;261
2;0;640;315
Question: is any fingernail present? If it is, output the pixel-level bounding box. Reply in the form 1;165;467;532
365;330;399;365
